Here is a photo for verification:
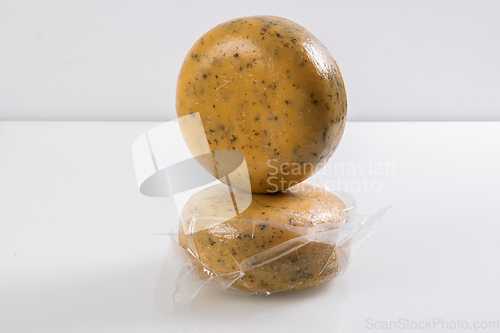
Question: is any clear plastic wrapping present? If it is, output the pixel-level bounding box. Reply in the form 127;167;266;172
165;186;388;309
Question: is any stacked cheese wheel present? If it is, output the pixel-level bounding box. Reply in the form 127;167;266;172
176;16;348;294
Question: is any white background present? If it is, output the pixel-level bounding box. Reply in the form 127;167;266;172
1;0;500;121
2;2;499;331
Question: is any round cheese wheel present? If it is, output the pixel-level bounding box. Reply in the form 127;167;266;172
178;183;350;294
176;16;347;193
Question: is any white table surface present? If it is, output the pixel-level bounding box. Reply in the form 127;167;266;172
1;121;499;332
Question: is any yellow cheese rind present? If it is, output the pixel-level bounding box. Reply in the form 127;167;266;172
176;16;347;193
178;183;350;294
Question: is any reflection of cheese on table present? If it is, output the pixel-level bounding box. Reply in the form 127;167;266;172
178;183;349;294
176;15;347;193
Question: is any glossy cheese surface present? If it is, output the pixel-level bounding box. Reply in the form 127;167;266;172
176;16;347;193
178;183;349;294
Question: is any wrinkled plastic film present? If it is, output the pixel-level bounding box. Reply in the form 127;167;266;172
165;189;388;310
